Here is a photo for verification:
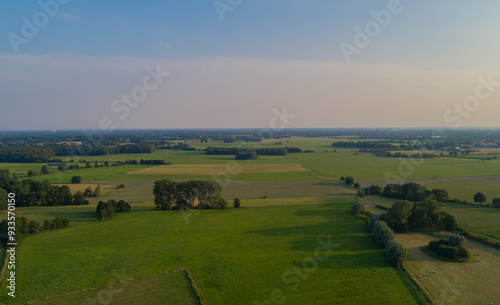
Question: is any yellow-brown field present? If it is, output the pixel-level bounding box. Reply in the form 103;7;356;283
125;163;310;175
54;184;117;196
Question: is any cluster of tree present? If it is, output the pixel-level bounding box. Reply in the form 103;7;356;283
382;199;458;232
381;183;449;202
427;234;470;261
235;150;258;160
83;185;101;197
0;177;87;208
139;159;168;165
157;142;195;150
0;146;56;163
364;185;383;196
153;179;227;210
368;150;436;159
205;147;303;156
332;141;396;150
0;216;69;243
96;199;131;220
385;241;408;267
340;176;354;185
52;143;156;156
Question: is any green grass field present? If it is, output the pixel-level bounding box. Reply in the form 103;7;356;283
1;200;424;305
30;271;200;305
422;181;500;203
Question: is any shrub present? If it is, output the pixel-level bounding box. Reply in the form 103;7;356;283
93;185;101;197
385;241;408;267
83;187;93;197
350;198;365;216
372;220;394;248
345;177;354;186
353;182;360;188
439;212;458;231
233;198;241;208
492;198;500;208
71;175;82;184
117;184;126;189
447;234;466;248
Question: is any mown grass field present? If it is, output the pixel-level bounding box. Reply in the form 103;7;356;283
1;201;424;305
31;271;200;305
396;233;500;305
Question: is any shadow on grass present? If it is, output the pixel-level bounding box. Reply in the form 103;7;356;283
245;203;390;269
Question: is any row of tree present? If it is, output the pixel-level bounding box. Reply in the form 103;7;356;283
0;176;87;209
0;143;157;163
381;183;449;202
153;179;228;210
0;216;70;243
381;199;457;232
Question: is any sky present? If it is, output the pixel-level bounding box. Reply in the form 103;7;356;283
1;0;500;130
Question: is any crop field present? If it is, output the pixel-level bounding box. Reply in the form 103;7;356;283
1;201;424;305
421;181;500;203
395;233;500;305
30;270;200;305
126;163;310;175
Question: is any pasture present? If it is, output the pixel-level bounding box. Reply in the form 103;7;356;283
0;201;424;305
30;270;200;305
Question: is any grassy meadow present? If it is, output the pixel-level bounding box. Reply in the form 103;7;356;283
1;201;424;305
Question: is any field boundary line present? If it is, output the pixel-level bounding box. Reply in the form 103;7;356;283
0;245;8;286
23;268;204;305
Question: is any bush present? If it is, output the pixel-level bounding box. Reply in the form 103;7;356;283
233;198;241;208
368;214;383;232
372;220;394;248
353;182;360;188
83;187;93;197
345;177;354;186
492;198;500;208
447;234;466;248
117;184;126;189
385;241;408;267
93;185;101;197
71;175;82;184
439;212;458;231
350;198;365;216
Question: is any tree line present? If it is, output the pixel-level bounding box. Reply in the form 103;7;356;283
0;174;88;209
153;179;228;210
0;143;157;163
205;147;303;156
0;216;70;243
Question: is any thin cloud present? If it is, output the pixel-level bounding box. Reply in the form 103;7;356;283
58;13;78;22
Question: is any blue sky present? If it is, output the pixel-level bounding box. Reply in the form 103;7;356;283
1;1;500;130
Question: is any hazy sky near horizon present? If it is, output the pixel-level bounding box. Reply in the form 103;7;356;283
1;1;500;130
